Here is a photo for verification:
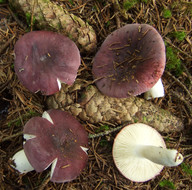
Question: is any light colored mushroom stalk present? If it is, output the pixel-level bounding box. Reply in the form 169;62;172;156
12;149;34;173
137;145;183;166
144;78;165;100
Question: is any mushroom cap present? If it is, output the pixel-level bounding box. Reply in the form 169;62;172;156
23;109;88;183
112;123;166;182
92;24;166;98
14;31;81;95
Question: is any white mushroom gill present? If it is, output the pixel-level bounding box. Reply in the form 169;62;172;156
80;146;89;154
42;111;54;124
23;134;36;141
11;149;34;173
57;78;62;91
144;78;164;100
50;158;58;179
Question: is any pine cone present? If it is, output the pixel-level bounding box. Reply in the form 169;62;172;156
47;80;184;133
9;0;97;52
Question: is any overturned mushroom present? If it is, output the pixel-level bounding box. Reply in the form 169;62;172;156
92;24;165;98
14;31;81;95
12;109;88;183
113;123;183;182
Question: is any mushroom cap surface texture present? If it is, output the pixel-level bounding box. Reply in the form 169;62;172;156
23;109;88;183
92;24;166;98
112;123;166;182
14;31;81;95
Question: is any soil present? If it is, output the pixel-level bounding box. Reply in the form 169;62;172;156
0;0;192;189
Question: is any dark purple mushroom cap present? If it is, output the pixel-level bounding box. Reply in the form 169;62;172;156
92;24;166;98
14;31;81;95
23;109;88;183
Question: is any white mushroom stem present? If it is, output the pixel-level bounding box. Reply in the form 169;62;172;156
144;78;164;100
133;145;183;167
11;149;34;173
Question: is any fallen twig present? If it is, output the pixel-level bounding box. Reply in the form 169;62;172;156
170;90;192;118
165;70;192;100
0;131;23;143
0;35;15;54
88;124;127;139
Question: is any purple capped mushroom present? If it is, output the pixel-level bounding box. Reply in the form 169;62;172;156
12;109;88;183
92;24;166;98
14;31;81;95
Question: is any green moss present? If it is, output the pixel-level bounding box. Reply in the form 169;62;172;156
123;0;138;10
86;85;92;90
99;138;109;147
165;45;183;76
181;163;192;176
7;110;40;127
141;0;150;3
143;116;147;122
159;180;175;189
25;12;36;28
96;125;109;133
69;0;74;5
105;21;111;28
173;31;186;41
133;118;138;123
68;33;73;40
0;0;6;3
162;9;172;18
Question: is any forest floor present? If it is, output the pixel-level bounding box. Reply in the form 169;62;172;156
0;0;192;189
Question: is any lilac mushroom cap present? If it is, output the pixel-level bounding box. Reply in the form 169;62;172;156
14;31;81;95
92;24;166;98
23;109;88;183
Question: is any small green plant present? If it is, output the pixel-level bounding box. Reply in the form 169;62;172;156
7;110;39;127
173;31;186;41
25;12;36;29
69;0;74;5
162;9;172;18
159;180;176;189
165;45;183;76
96;125;109;133
0;0;6;3
141;0;150;3
181;163;192;176
105;21;111;28
123;0;138;10
99;138;109;147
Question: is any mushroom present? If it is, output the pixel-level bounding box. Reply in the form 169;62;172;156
12;109;88;183
112;123;183;182
92;24;165;98
144;78;165;100
14;31;81;95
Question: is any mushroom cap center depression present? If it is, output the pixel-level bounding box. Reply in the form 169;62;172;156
51;127;78;157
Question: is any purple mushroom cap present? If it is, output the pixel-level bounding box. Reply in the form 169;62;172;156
23;109;88;183
14;31;81;95
92;24;166;98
